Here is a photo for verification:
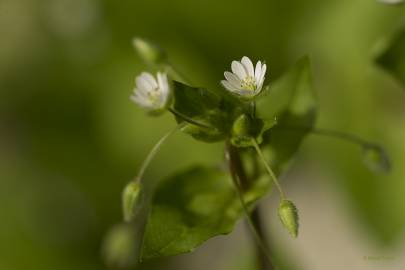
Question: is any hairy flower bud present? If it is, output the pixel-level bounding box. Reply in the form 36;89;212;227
102;223;136;268
122;182;141;222
133;37;167;65
278;199;299;238
362;145;391;174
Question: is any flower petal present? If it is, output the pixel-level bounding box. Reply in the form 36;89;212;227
136;76;153;92
257;76;265;93
157;72;167;93
131;94;152;108
255;61;262;83
141;72;158;88
260;64;267;83
221;80;239;92
241;56;254;77
231;61;247;80
224;71;242;89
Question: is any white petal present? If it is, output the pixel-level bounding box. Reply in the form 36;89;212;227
241;56;254;77
140;72;158;88
221;80;240;92
231;61;247;80
136;76;153;92
257;76;265;92
133;87;148;99
131;94;152;108
224;71;242;89
255;61;262;83
157;72;167;93
157;72;169;105
260;64;267;82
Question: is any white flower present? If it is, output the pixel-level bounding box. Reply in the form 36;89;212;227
221;56;267;97
131;72;170;111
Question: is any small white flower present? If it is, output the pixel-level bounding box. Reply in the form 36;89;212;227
131;72;170;111
221;56;267;98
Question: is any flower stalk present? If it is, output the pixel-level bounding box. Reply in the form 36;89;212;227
251;138;286;200
225;141;275;270
134;123;184;183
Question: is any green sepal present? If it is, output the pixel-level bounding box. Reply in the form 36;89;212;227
230;114;264;147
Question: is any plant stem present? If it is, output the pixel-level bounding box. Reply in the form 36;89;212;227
168;108;213;129
225;141;274;270
278;126;379;149
251;139;286;200
134;123;184;183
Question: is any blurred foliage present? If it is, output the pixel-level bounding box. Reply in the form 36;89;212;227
141;166;271;260
376;24;405;87
1;0;405;270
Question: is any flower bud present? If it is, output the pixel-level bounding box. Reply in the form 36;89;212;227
362;145;391;174
231;114;264;147
122;181;141;222
102;223;136;268
132;37;167;65
278;199;299;238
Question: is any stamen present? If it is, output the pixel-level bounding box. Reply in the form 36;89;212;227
240;76;257;91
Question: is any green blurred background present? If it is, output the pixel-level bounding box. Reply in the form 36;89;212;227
1;0;405;269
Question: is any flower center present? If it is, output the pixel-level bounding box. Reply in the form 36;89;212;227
147;87;162;105
240;76;257;91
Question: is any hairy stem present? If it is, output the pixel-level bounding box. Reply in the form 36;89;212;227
134;123;184;183
278;125;380;149
251;139;286;200
225;141;274;270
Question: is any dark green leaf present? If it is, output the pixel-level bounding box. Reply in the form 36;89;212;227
257;57;317;174
140;166;271;260
172;81;242;142
375;26;405;88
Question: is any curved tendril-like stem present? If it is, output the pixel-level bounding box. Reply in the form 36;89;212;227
251;138;286;200
278;125;379;149
134;123;185;183
225;141;274;270
168;108;214;129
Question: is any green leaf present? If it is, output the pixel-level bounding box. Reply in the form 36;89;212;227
172;81;241;142
375;26;405;88
140;166;271;260
257;57;317;174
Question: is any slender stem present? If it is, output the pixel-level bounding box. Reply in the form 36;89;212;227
250;101;257;118
134;123;184;183
168;108;213;129
251;139;286;200
225;141;274;270
278;126;378;149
